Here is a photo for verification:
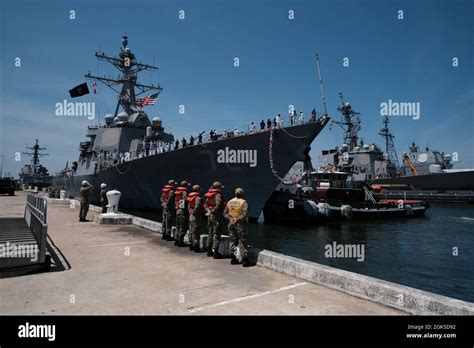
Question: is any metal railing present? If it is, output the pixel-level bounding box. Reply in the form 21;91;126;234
380;190;474;197
24;194;48;263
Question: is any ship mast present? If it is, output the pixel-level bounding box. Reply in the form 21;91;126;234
23;139;49;176
333;92;361;151
85;36;162;119
379;115;400;173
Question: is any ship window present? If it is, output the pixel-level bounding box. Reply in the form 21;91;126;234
418;153;428;163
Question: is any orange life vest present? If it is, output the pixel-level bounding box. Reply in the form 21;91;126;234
161;185;174;203
204;189;223;210
187;192;201;213
174;186;188;209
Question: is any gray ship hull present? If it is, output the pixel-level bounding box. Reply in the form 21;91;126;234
372;170;474;191
54;120;329;219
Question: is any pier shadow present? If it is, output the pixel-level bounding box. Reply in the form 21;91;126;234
46;234;72;273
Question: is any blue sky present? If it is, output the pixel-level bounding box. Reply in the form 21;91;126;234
0;0;472;177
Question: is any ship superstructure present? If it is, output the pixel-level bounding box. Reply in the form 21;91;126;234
19;139;52;188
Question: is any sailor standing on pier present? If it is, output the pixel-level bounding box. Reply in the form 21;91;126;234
100;183;108;213
174;181;190;246
204;181;225;259
79;180;92;222
187;185;203;252
224;188;251;267
161;180;176;240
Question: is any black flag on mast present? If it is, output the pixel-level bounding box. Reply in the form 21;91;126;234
69;82;90;98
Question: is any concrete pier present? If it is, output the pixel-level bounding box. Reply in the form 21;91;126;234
1;191;469;315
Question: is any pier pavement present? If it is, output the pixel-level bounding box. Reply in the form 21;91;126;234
0;191;403;315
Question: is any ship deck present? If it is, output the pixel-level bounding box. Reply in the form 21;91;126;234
0;191;402;315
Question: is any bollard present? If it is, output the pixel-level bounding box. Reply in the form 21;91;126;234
106;190;121;213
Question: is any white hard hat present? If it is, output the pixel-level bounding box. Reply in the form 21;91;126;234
100;183;107;188
82;180;89;186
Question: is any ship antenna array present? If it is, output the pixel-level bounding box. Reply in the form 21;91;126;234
315;54;328;117
379;115;400;170
333;92;361;151
22;139;48;175
84;36;162;118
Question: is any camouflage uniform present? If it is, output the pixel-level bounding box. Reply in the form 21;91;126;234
225;188;252;266
161;185;175;240
79;183;92;221
100;188;108;213
224;197;249;261
188;194;203;250
175;189;189;245
207;191;224;254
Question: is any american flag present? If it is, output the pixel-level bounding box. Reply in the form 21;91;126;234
136;93;159;106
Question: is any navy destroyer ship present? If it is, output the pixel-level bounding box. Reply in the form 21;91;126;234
372;142;474;191
53;36;330;219
18;139;52;189
315;94;474;192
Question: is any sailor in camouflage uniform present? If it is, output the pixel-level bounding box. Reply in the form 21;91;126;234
224;187;252;267
186;184;203;252
174;180;190;246
79;180;92;222
204;181;225;259
161;180;176;240
100;183;108;213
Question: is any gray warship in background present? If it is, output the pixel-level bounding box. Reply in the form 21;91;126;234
267;93;474;197
317;93;474;191
18;139;52;189
52;36;330;220
372;142;474;191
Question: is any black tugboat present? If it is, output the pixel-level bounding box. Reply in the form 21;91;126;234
263;170;429;225
52;37;330;219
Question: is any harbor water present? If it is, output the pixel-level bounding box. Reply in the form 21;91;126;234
125;203;474;302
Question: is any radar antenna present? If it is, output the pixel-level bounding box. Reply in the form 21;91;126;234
379;115;400;173
85;36;162;120
22;139;49;175
333;93;361;151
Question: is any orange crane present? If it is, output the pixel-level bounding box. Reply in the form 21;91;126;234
403;152;418;176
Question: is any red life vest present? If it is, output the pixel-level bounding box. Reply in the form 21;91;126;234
161;185;174;203
187;192;201;213
174;186;188;209
204;189;223;209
